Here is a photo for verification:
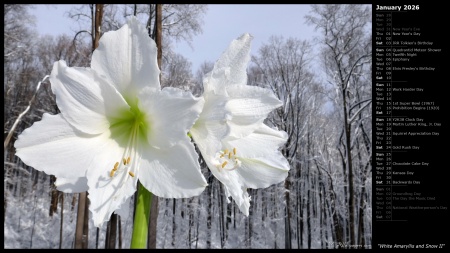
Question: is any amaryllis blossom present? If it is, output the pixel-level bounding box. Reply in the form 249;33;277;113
14;17;207;227
190;33;290;215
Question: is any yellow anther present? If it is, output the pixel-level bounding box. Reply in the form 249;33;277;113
228;152;232;159
220;154;224;158
221;161;228;168
123;158;127;165
114;162;119;170
224;149;229;154
127;157;131;165
129;171;135;177
110;170;115;177
233;148;236;155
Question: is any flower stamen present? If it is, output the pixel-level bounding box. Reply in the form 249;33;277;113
109;120;141;180
216;147;241;172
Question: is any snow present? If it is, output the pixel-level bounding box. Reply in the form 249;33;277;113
5;166;371;248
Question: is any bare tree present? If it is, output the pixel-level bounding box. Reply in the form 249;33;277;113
68;4;206;49
4;4;36;61
122;4;207;47
306;4;372;247
161;51;194;91
4;5;97;250
193;61;214;96
250;35;320;248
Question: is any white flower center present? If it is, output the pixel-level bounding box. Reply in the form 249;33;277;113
108;99;147;181
215;147;242;172
109;123;142;182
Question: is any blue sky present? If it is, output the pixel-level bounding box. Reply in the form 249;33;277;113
30;4;319;73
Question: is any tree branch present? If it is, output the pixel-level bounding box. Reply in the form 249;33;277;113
4;75;49;151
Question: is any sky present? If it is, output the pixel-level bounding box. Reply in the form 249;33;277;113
29;4;319;73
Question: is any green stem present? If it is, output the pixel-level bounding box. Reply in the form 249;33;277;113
131;181;153;249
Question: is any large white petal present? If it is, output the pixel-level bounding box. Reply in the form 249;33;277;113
204;158;251;216
91;17;160;98
204;33;252;94
223;124;289;189
196;91;231;126
55;177;88;193
85;136;137;228
235;156;289;189
190;124;222;162
223;124;288;158
193;135;251;215
190;91;230;155
141;87;204;149
14;113;112;179
138;140;207;198
50;60;130;134
226;85;283;138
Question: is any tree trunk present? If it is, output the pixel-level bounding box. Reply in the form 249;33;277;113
148;4;162;249
218;183;224;248
306;187;311;249
329;175;343;247
233;201;236;229
273;186;278;248
82;195;89;248
284;178;292;249
206;177;213;248
49;175;58;216
342;89;356;246
319;177;324;249
96;228;99;249
226;195;231;242
316;164;330;249
298;164;304;249
105;214;117;249
171;199;176;247
195;196;201;249
155;3;163;71
248;189;254;248
59;193;64;249
338;147;348;243
93;4;104;51
306;134;312;249
118;216;122;249
74;192;88;249
283;147;292;249
105;219;110;248
358;159;371;249
188;197;194;249
245;208;249;248
358;188;366;249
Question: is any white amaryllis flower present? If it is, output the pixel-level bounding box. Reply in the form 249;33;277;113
14;17;208;227
190;33;290;216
